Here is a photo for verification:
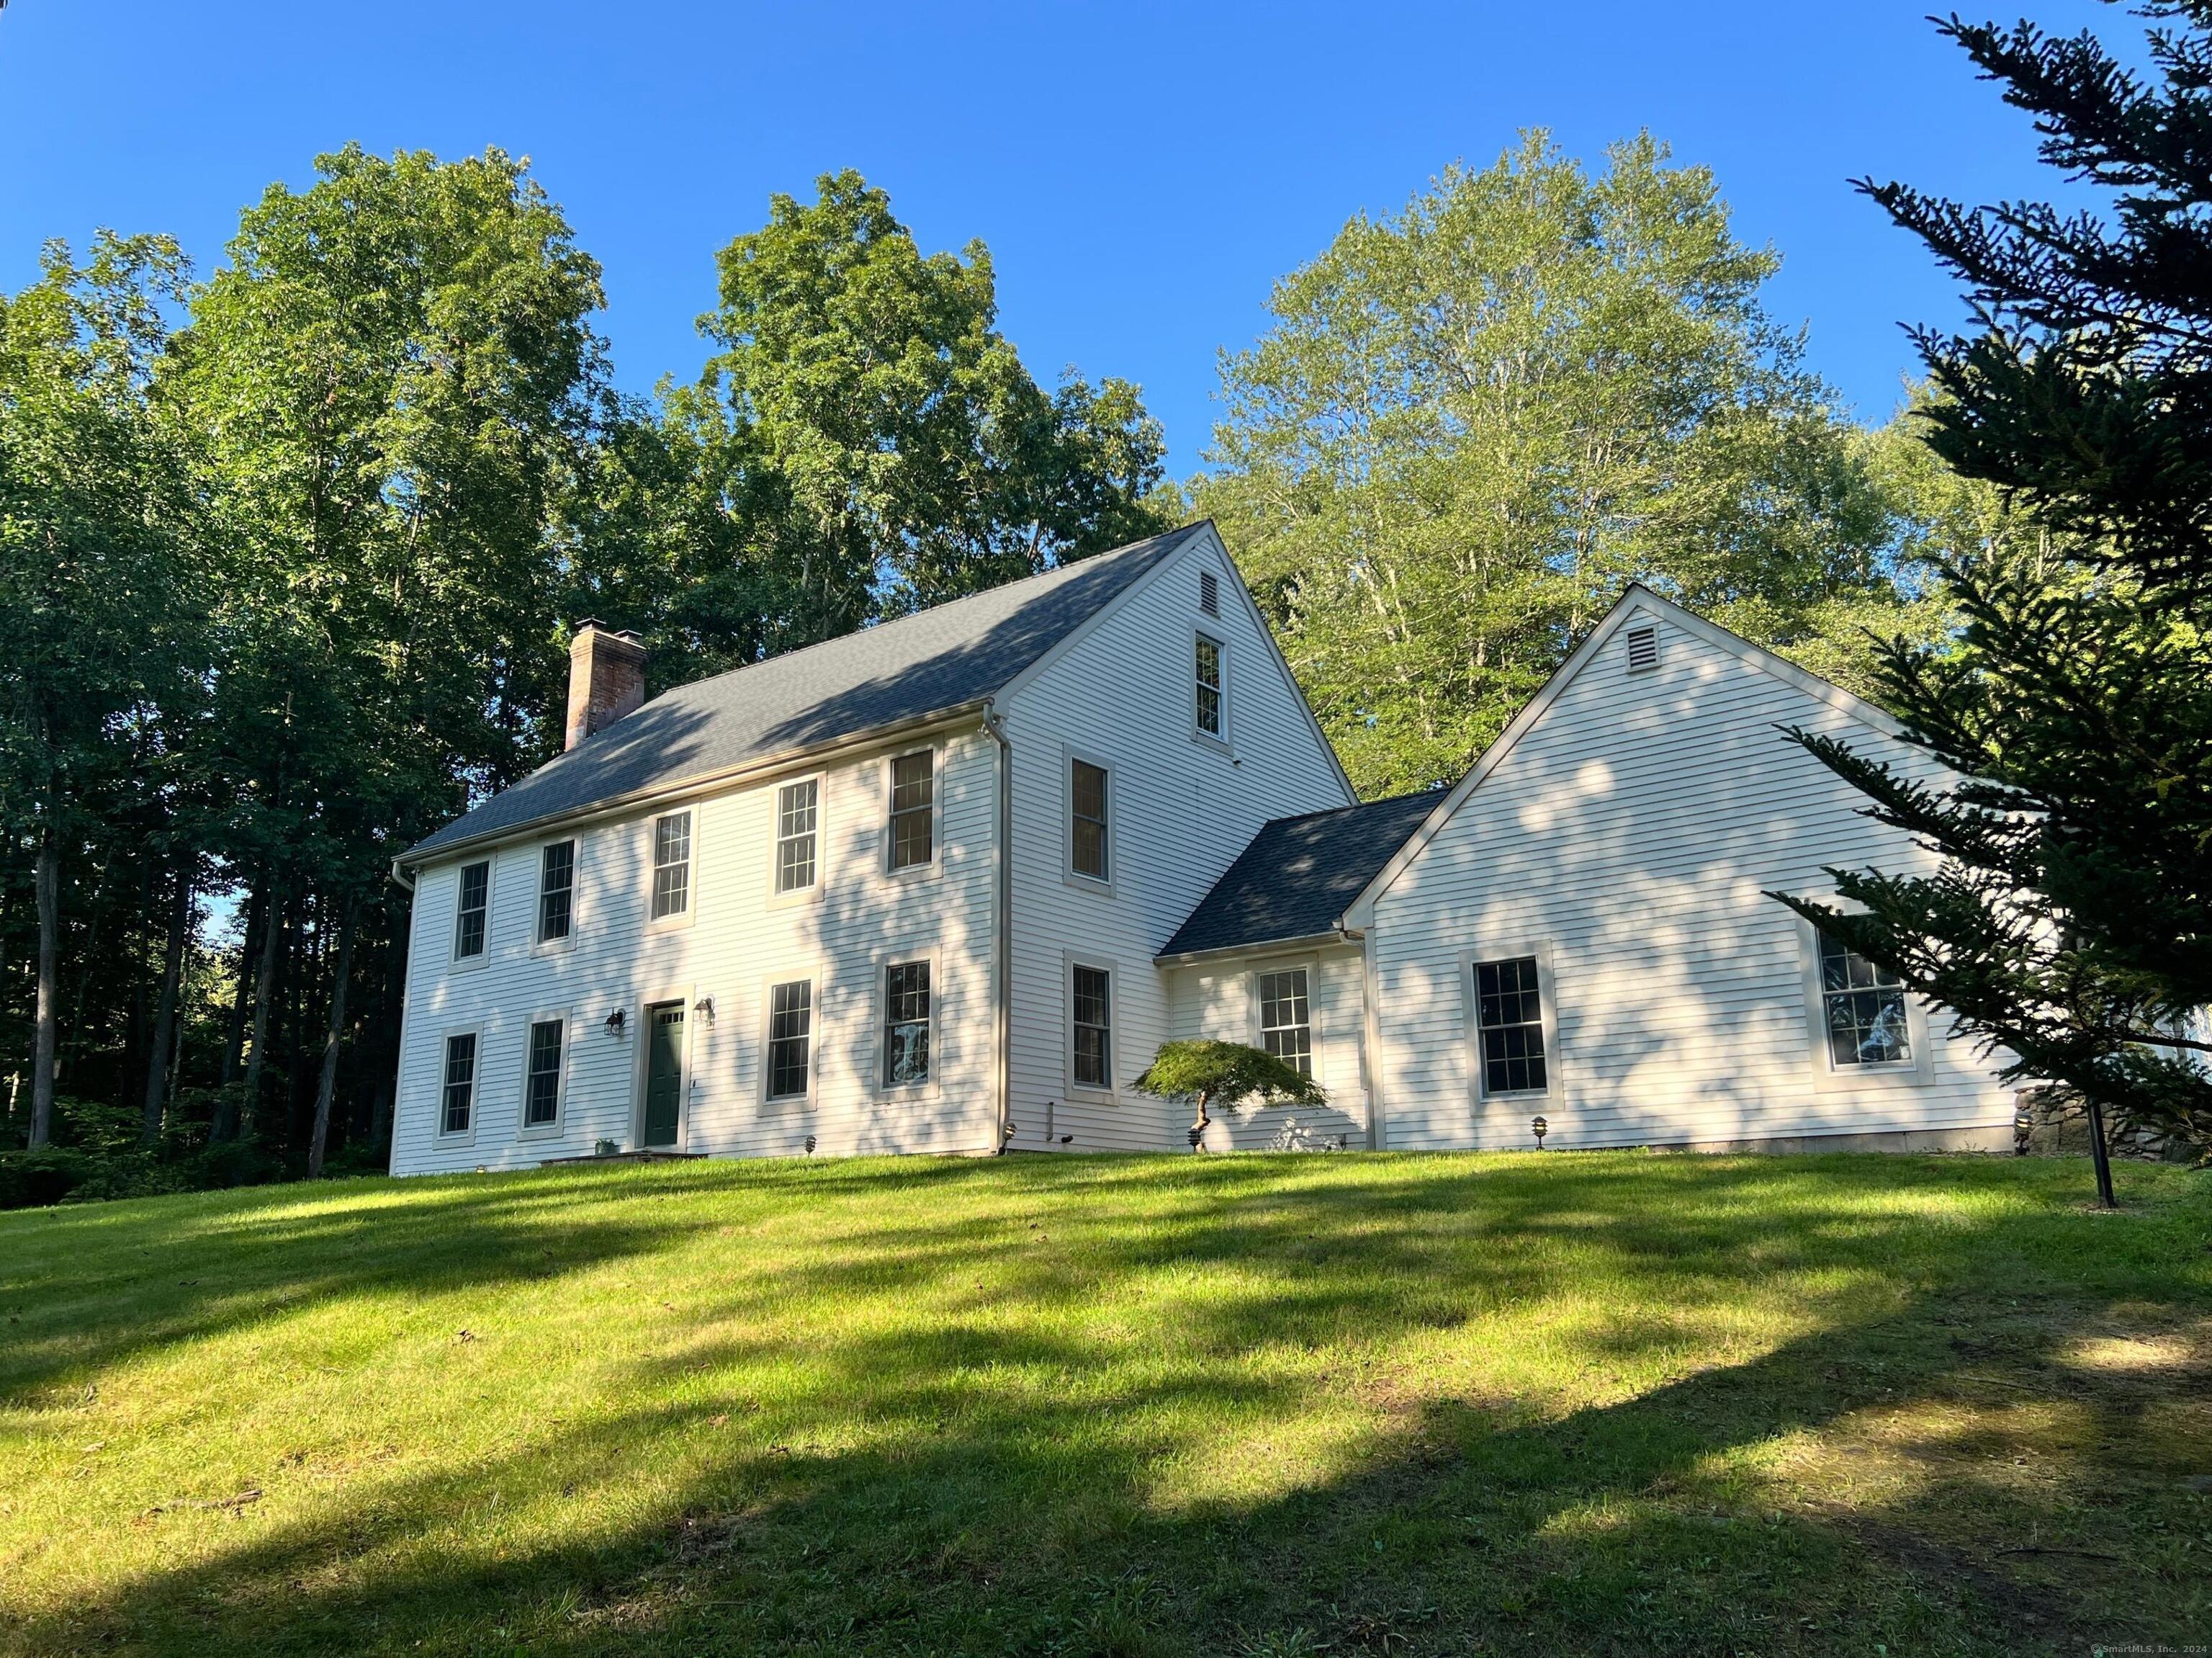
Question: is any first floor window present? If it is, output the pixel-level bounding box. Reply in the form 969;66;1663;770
889;751;934;870
524;1019;563;1126
441;1032;477;1134
454;861;490;959
1195;632;1224;738
1474;956;1547;1095
768;980;812;1100
1071;759;1110;882
1072;965;1112;1088
884;962;931;1086
776;780;818;893
1258;968;1312;1075
538;840;575;942
652;812;691;919
1819;931;1912;1066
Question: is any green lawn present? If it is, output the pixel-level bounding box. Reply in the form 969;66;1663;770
2;1152;2207;1657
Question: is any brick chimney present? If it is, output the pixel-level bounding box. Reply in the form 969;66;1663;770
565;620;647;750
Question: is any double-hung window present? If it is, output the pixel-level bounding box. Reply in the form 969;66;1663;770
1071;759;1110;882
768;980;812;1101
650;812;691;920
1817;931;1912;1067
1072;965;1112;1089
1258;968;1312;1075
537;841;575;943
1473;956;1548;1095
454;861;490;959
523;1019;563;1127
776;780;819;894
883;962;931;1087
1195;633;1225;740
889;752;933;871
441;1032;477;1135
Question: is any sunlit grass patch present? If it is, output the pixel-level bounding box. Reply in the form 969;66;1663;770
1;1150;2206;1656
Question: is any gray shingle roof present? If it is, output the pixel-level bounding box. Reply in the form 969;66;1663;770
405;523;1209;862
1157;790;1444;959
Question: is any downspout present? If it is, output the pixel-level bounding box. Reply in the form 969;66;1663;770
1359;923;1386;1151
983;702;1012;1154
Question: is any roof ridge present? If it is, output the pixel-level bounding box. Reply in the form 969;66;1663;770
1259;788;1444;831
642;521;1206;708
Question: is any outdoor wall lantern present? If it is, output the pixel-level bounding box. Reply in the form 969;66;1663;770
1531;1114;1549;1150
603;1008;626;1037
693;995;715;1025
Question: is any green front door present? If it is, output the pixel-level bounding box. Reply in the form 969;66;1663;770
644;1003;685;1149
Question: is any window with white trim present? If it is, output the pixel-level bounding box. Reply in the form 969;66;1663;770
883;961;930;1086
523;1019;563;1127
1257;968;1312;1075
768;980;812;1100
441;1032;477;1134
1071;758;1109;882
1195;632;1225;740
454;861;490;959
775;780;818;893
1817;931;1912;1066
1473;957;1547;1095
650;812;691;919
537;841;575;943
1072;964;1112;1088
889;752;933;871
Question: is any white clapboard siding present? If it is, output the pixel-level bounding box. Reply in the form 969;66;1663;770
1166;945;1372;1151
391;725;1001;1175
1369;601;2015;1152
1000;526;1354;1153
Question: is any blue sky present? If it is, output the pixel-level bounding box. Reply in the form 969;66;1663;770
0;1;2118;476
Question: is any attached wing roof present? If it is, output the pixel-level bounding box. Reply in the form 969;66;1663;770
406;522;1209;861
1156;789;1444;959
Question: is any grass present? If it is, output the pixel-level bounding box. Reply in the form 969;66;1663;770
1;1152;2207;1657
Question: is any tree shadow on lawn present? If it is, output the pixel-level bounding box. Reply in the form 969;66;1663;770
10;1154;2211;1657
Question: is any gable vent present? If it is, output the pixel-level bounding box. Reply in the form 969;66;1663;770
1200;570;1220;617
1624;624;1660;673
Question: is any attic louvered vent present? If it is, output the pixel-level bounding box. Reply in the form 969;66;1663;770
1200;570;1220;617
1624;624;1660;673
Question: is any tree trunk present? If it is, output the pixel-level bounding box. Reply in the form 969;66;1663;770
236;876;284;1143
220;882;267;1088
2085;1095;2118;1209
142;869;193;1145
1188;1088;1211;1152
29;828;59;1149
307;895;357;1179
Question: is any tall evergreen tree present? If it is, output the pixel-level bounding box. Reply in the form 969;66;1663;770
1774;4;2212;1180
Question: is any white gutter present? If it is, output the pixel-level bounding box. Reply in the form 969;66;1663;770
1151;926;1362;969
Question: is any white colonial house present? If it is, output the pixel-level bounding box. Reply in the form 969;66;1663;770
387;522;2015;1175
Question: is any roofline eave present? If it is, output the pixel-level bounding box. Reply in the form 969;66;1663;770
1153;926;1364;968
395;697;994;877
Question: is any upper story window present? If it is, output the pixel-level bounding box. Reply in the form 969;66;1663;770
883;961;931;1086
453;861;490;959
1258;967;1312;1075
1818;932;1912;1066
651;812;691;920
768;980;812;1101
1071;758;1110;882
441;1032;477;1135
889;751;934;871
1474;956;1547;1095
1195;633;1225;740
537;841;575;943
776;780;819;894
